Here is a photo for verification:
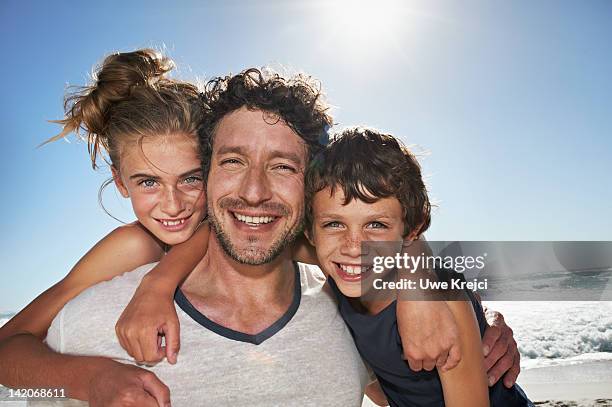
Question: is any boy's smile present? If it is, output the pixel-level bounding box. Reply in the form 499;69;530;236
309;186;406;298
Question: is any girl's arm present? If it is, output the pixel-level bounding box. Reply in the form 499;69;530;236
0;223;164;341
115;222;210;364
438;300;489;407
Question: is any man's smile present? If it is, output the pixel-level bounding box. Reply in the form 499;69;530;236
229;210;282;232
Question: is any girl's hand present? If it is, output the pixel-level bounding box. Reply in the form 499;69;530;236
115;273;180;365
115;221;210;365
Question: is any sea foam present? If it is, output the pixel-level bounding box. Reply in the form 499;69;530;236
487;301;612;369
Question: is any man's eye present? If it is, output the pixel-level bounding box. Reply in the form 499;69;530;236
183;175;202;184
139;179;158;188
220;158;242;166
273;164;297;173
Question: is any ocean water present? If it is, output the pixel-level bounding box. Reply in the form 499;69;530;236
485;301;612;370
2;302;611;371
0;313;13;329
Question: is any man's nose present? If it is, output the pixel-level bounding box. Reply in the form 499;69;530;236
160;188;186;217
238;166;272;206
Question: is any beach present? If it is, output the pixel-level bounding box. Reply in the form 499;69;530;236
518;360;612;406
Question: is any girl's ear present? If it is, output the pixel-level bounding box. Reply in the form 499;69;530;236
111;166;130;198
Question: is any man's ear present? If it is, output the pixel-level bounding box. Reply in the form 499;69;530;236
111;166;129;198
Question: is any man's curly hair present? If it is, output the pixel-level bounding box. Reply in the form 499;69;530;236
199;68;333;178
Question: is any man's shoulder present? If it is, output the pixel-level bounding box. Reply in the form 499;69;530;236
54;262;159;332
46;262;160;354
68;262;158;306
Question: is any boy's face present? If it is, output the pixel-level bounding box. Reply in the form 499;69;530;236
309;186;405;297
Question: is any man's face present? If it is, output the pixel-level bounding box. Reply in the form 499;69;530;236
207;107;308;265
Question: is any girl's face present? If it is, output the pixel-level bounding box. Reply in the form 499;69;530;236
113;133;206;246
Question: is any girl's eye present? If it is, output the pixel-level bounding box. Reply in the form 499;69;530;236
367;221;387;229
323;221;343;229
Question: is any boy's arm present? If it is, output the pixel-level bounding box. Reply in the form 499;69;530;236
115;222;210;364
438;300;489;407
0;223;164;342
397;299;461;372
396;237;461;373
364;379;389;406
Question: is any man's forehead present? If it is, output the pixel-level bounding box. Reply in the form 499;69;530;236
213;108;307;162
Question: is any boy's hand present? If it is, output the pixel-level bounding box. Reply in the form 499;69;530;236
397;300;461;372
116;274;180;365
482;308;520;388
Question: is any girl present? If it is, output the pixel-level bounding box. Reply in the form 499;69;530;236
0;48;211;365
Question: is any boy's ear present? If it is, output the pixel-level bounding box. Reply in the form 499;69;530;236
405;230;420;242
404;220;426;243
304;227;315;246
111;166;130;198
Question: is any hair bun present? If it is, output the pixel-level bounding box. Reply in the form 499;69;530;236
44;49;176;148
96;48;175;96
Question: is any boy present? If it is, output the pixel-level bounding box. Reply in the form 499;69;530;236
304;127;533;406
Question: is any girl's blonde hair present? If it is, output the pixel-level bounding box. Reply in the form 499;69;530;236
46;48;203;169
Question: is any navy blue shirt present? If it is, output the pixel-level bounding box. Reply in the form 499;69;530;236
328;269;533;407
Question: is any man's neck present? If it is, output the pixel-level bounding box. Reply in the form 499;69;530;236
179;233;296;334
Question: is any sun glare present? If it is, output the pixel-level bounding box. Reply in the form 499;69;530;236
325;0;405;44
316;0;414;60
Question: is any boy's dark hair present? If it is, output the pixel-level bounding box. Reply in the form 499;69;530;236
305;127;431;237
199;68;333;178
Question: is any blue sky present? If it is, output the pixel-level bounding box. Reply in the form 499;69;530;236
1;0;611;311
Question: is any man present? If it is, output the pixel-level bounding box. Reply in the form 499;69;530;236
0;68;519;406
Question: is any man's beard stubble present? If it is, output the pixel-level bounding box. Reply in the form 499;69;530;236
207;198;304;265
